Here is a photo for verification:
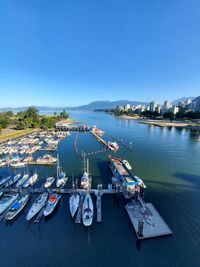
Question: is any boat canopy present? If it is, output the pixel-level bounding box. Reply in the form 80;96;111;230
127;181;139;186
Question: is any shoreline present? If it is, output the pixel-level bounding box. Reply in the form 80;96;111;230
140;120;197;128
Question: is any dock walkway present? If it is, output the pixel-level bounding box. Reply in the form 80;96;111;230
126;202;172;240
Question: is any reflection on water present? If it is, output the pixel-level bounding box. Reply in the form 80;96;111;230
0;111;200;267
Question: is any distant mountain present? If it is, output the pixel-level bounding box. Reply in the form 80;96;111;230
73;100;147;110
171;97;194;106
0;100;147;112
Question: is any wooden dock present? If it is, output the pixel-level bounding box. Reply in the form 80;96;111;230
90;130;110;149
125;202;172;240
96;192;102;222
75;193;85;224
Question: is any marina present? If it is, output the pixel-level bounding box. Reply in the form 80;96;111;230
0;124;173;240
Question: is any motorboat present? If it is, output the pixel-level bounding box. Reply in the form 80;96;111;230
122;160;132;170
26;192;49;221
43;194;61;217
15;174;29;188
10;161;26;168
44;177;55;188
0;176;12;186
23;173;38;188
0;194;19;215
82;193;93;226
4;173;21;187
56;171;67;188
69;193;80;218
0;162;7;167
4;194;29;221
108;141;119;151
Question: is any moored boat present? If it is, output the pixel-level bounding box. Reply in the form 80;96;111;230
122;160;132;170
69;193;80;218
81;156;90;190
44;177;55;188
26;192;49;220
10;161;26;168
15;174;29;188
109;157;146;197
4;173;21;187
4;194;29;221
0;176;12;186
0;193;19;215
0;162;7;168
82;193;93;226
43;194;61;217
108;141;119;151
23;173;38;188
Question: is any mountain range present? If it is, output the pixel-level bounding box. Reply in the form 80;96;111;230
0;97;196;112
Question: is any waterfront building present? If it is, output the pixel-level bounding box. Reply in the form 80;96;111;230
171;106;179;115
149;100;157;112
193;96;200;112
124;104;131;111
163;100;171;109
116;105;124;112
155;105;161;114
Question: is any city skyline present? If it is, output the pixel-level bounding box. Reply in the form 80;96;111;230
0;0;200;107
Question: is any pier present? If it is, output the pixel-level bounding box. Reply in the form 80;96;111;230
90;130;110;149
126;202;172;240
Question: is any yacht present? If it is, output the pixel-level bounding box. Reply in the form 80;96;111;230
69;193;80;218
4;173;21;187
82;193;93;226
56;156;68;188
26;192;49;221
4;194;29;221
0;194;19;215
108;141;119;151
81;155;90;190
23;172;38;188
44;177;55;188
43;194;61;217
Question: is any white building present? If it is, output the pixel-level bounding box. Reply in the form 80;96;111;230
149;100;157;112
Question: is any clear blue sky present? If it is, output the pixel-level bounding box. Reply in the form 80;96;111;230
0;0;200;107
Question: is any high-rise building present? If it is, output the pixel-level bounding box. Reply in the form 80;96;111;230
163;100;171;109
124;104;131;111
149;100;157;112
171;106;179;115
193;96;200;112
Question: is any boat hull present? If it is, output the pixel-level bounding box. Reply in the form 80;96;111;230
82;193;93;226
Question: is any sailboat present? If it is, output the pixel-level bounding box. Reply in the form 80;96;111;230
82;193;94;226
56;155;68;188
4;194;29;221
69;193;80;218
80;154;90;190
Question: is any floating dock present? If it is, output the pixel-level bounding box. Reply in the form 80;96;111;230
96;192;102;222
126;202;172;240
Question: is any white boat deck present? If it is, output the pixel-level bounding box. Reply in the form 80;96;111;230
126;202;172;240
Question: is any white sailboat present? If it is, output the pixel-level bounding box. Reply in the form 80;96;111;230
26;192;49;221
0;194;19;215
23;172;38;188
4;194;29;221
4;173;21;187
56;155;68;188
69;193;80;218
43;193;61;217
82;193;94;226
81;155;90;190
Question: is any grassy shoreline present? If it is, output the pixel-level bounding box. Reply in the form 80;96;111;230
0;128;39;143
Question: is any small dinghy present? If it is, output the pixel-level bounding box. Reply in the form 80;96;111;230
4;194;29;221
43;194;61;217
23;173;38;188
122;160;132;170
15;174;29;188
0;194;19;215
44;177;55;188
82;193;94;227
69;193;80;218
4;174;21;187
26;192;49;221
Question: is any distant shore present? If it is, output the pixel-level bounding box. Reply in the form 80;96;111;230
118;115;141;120
140;120;199;128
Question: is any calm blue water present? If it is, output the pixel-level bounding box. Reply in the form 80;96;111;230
0;111;200;267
